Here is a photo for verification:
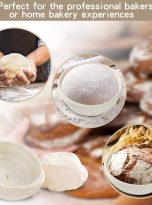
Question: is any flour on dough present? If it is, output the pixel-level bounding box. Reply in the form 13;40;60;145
61;63;119;105
0;53;32;79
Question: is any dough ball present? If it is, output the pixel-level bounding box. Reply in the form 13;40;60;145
40;152;88;192
61;63;119;105
0;53;32;79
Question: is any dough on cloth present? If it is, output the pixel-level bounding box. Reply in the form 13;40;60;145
40;152;88;192
0;53;32;79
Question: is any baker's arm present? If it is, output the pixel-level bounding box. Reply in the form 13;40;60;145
0;51;4;59
0;45;50;86
13;45;50;85
27;45;50;67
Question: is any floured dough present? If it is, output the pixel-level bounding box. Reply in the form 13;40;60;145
61;64;119;105
40;152;88;192
0;53;32;79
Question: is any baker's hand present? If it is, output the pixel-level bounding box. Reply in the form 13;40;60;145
0;67;12;87
12;61;37;86
23;60;37;82
0;52;11;87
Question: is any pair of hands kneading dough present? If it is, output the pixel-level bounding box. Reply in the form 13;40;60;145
0;53;36;87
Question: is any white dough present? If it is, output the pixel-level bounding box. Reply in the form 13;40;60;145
0;53;32;79
40;152;88;192
61;63;119;105
109;150;128;176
